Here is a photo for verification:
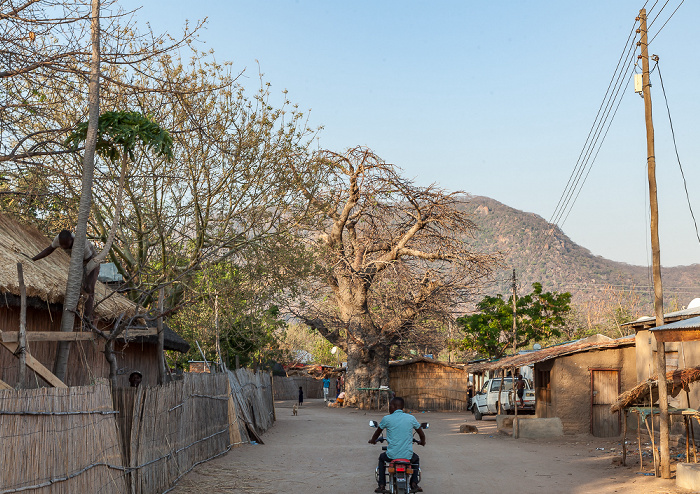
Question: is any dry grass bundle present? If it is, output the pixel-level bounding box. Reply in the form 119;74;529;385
610;365;700;412
0;215;139;320
0;384;126;494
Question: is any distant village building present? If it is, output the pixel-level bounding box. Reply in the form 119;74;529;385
389;357;471;412
624;299;700;410
467;334;636;436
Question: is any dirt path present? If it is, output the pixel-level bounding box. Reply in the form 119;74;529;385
172;399;681;494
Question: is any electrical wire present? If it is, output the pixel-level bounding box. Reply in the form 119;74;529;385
560;70;634;227
547;20;639;230
649;0;685;44
656;61;700;245
648;0;673;28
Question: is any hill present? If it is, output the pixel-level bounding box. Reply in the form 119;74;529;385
463;196;700;314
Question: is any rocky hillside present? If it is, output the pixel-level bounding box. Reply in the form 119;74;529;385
462;196;700;311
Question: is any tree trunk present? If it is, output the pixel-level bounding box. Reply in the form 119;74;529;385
54;0;101;382
344;340;390;409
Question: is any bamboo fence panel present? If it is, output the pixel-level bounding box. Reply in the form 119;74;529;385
227;369;274;439
272;376;323;400
0;384;126;494
127;373;230;494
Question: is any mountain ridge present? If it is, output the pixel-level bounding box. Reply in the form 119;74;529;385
464;195;700;311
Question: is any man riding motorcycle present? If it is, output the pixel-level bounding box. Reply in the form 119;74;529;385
368;396;426;493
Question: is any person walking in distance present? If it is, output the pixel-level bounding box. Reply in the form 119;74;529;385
322;376;331;402
298;386;304;406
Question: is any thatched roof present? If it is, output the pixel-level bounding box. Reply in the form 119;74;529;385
389;356;468;372
0;215;139;320
466;335;635;373
121;322;190;353
610;366;700;413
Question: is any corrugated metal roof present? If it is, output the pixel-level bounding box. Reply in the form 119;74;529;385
466;335;635;373
650;315;700;332
623;305;700;328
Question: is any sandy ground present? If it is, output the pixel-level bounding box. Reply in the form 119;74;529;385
171;399;684;494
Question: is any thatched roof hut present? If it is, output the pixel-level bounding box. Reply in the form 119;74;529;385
0;215;138;319
0;215;188;388
389;357;471;411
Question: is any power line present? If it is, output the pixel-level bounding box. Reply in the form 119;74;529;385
656;61;700;245
547;20;639;229
649;0;685;44
648;0;673;28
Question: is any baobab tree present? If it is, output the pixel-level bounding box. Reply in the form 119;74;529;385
290;147;497;408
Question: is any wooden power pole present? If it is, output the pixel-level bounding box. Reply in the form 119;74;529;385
512;269;518;418
638;8;670;478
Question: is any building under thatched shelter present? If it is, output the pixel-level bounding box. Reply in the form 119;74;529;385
389;357;470;411
610;365;700;413
0;215;189;388
466;335;636;436
623;301;700;410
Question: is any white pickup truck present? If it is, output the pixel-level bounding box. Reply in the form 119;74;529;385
470;377;535;420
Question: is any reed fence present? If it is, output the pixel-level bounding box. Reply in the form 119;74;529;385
273;376;323;400
0;369;276;494
0;383;126;494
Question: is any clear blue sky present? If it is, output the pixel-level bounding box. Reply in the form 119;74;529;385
119;0;700;268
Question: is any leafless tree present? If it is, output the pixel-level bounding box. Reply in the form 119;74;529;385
289;147;497;407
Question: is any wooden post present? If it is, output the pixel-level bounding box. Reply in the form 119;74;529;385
215;293;222;371
637;412;644;470
638;8;670;478
686;417;691;463
622;410;627;465
649;382;659;476
512;269;518;418
16;263;27;389
157;287;166;385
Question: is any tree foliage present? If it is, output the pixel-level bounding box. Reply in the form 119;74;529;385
456;282;571;359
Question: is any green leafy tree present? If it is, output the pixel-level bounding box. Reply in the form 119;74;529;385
456;282;571;359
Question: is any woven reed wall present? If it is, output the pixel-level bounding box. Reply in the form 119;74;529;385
124;373;231;494
273;376;323;400
390;361;470;411
0;306;162;388
0;371;275;494
0;384;126;494
228;368;275;436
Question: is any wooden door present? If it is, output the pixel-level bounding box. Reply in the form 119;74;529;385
591;369;620;437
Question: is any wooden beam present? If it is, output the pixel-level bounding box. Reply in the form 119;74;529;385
0;341;67;388
653;330;700;343
0;329;158;343
1;331;96;343
0;377;11;390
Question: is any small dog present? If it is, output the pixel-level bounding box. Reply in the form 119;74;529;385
292;404;298;416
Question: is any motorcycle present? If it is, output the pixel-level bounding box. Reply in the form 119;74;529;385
369;420;429;494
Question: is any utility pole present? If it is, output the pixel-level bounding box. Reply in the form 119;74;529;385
638;8;669;479
512;269;518;417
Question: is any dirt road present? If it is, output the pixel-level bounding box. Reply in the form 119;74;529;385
172;399;680;494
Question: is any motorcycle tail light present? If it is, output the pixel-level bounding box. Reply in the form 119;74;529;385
396;466;405;472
